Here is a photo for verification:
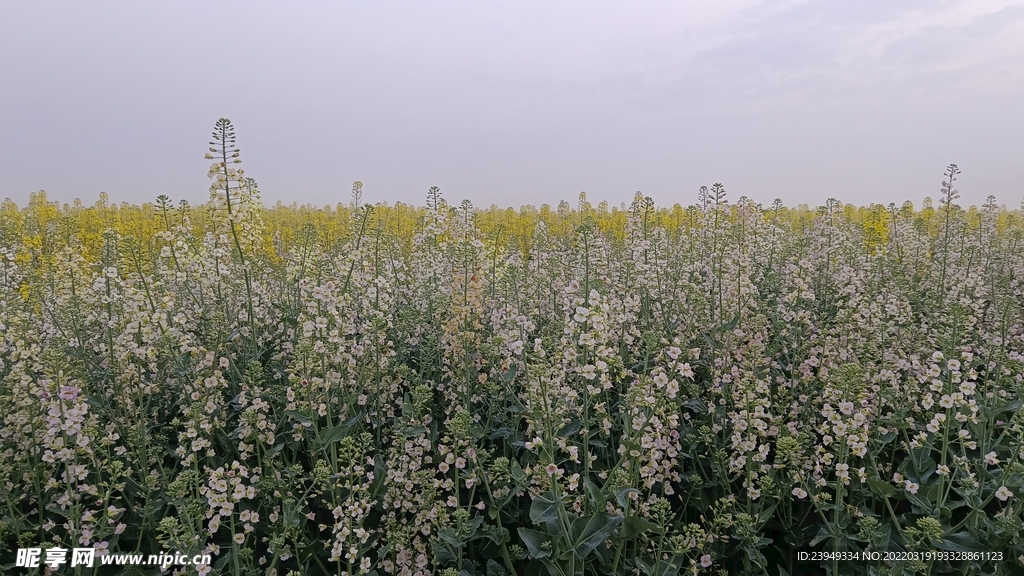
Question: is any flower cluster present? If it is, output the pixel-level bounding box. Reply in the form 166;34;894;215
3;157;1024;575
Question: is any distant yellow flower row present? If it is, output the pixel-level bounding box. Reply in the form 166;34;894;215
2;190;1021;270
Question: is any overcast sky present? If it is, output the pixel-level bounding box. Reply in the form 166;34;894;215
2;1;1023;209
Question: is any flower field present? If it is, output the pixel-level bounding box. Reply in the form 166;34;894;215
2;123;1024;575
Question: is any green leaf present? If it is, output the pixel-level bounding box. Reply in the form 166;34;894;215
867;476;895;498
465;515;484;539
910;446;932;470
702;333;721;351
873;524;891;550
809;524;832;547
518;528;553;559
403;426;426;437
719;312;740;332
501;365;518;385
438;527;463;548
745;546;768;569
584;477;606;511
910;449;937;483
511;460;527;485
556;420;582;438
84;394;107;411
615;487;640;508
435;538;457;565
683;398;707;413
486;559;508;576
990;398;1022;418
284;410;313;426
477;524;509;546
620;516;661;539
489;427;513;440
569;513;622;558
638;557;684;576
530;490;562;525
937;531;987;552
906;490;933;513
538;559;563;576
758;502;779;524
317;421;355;450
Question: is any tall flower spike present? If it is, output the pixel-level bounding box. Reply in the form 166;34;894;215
940;163;960;205
710;183;727;206
427;186;443;212
206;118;263;256
351;181;363;209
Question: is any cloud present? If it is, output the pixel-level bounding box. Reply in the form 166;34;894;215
1;1;1022;207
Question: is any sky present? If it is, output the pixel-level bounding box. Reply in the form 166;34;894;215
2;1;1023;210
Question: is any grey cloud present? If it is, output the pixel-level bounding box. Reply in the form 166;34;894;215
1;0;1022;208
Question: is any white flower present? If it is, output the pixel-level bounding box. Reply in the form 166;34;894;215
677;363;694;379
573;307;589;323
666;379;679;399
792;487;808;499
653;370;669;387
666;346;681;360
700;554;713;568
985;452;999;466
509;340;524;355
996;486;1013;501
904;480;919;494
